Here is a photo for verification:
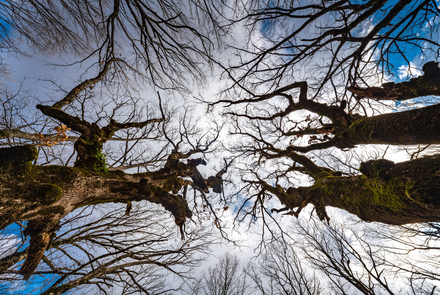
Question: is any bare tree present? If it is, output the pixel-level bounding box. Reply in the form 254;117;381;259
0;0;232;286
1;202;213;295
208;2;440;294
225;0;440;101
246;241;323;295
0;0;228;91
0;96;227;282
186;252;249;295
4;0;440;293
212;61;440;227
240;216;440;295
291;217;440;295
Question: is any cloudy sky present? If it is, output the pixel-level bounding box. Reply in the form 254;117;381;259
1;0;440;294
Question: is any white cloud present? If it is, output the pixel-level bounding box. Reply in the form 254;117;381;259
397;62;423;80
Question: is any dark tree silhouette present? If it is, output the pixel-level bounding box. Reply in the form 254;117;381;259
209;0;440;226
0;204;212;295
246;241;323;295
291;217;440;295
185;252;249;295
226;0;440;99
3;0;440;292
0;79;225;281
244;217;440;295
0;0;227;90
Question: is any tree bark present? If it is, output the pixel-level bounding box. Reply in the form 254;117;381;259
274;155;440;225
331;102;440;148
0;145;197;279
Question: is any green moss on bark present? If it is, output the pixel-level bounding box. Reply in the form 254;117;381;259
26;184;63;205
0;145;38;173
334;103;440;147
306;155;440;224
25;165;80;188
318;176;412;215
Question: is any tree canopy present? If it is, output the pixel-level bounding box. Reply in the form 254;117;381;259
1;0;440;294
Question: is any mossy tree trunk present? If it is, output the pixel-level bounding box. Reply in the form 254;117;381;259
332;102;440;147
0;145;217;280
0;58;227;280
287;98;440;154
266;154;440;225
221;65;440;225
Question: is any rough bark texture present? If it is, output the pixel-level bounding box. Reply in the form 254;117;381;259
332;102;440;147
0;145;200;279
275;155;440;225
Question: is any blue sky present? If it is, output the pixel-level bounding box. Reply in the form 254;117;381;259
2;1;440;294
0;2;10;40
257;0;439;84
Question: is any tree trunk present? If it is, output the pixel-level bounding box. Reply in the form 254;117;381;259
333;102;440;147
0;145;194;279
279;155;440;225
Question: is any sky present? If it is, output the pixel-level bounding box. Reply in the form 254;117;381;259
1;0;440;294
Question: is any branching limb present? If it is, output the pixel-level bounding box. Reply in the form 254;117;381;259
52;58;122;110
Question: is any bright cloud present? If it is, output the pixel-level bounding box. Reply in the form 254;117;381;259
398;62;423;80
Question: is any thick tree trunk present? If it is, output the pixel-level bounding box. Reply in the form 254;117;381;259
278;155;440;225
0;145;195;279
0;147;191;230
333;103;440;147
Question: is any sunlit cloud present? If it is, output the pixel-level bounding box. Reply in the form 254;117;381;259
398;62;423;80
